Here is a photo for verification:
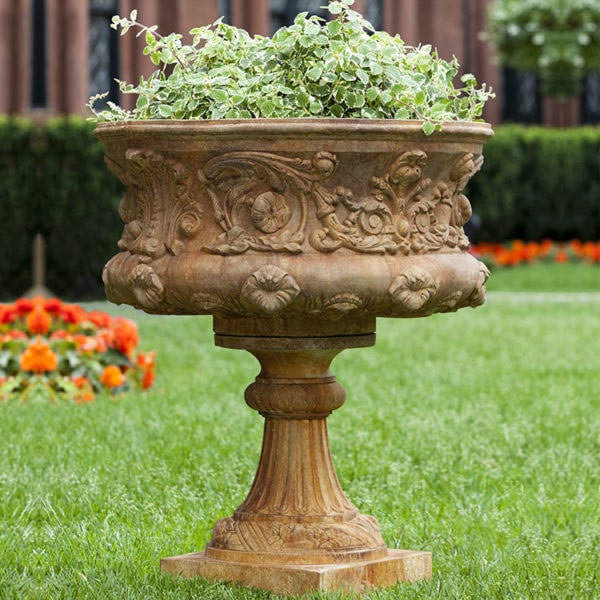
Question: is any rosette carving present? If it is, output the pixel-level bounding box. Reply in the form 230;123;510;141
241;265;301;314
389;266;438;311
199;151;337;254
107;150;202;258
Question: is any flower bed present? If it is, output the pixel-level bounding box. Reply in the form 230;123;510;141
470;240;600;268
0;297;155;403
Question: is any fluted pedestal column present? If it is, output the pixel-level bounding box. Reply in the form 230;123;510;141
161;318;431;594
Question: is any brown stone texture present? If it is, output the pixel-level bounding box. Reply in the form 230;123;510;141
161;549;432;595
95;118;491;594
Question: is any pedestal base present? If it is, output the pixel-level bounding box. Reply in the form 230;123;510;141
161;549;432;595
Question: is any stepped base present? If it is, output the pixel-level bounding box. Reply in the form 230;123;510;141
161;548;432;595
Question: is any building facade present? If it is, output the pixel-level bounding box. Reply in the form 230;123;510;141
0;0;597;126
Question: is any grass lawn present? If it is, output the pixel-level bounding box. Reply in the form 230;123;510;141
1;264;598;599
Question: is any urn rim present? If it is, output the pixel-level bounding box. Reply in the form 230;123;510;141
94;118;493;143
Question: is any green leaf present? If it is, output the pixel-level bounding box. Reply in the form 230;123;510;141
366;87;379;102
209;89;229;104
422;121;436;135
296;91;310;107
307;66;323;82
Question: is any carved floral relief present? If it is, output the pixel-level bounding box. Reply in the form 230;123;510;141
241;265;301;314
198;151;337;255
388;266;438;311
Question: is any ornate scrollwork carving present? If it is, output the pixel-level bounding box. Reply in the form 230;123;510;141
241;265;301;314
199;151;337;255
195;148;484;257
311;150;432;255
107;150;203;259
447;153;484;250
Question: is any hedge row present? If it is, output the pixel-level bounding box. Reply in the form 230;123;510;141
0;117;123;300
468;125;600;243
0;119;598;300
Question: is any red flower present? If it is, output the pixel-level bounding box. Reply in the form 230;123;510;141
43;298;63;314
59;303;86;324
554;248;569;263
111;318;139;357
87;310;112;329
14;298;35;316
26;304;52;335
6;330;28;340
137;351;156;390
0;305;17;324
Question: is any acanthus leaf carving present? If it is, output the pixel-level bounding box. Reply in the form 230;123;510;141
107;150;203;259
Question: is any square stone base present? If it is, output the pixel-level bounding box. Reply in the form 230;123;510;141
161;549;432;595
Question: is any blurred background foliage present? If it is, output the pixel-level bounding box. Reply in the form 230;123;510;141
488;0;600;98
0;117;123;301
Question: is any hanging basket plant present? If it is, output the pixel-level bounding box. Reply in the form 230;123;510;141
0;297;155;403
488;0;600;98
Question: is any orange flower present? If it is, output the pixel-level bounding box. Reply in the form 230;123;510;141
142;368;155;389
19;337;59;374
87;310;112;329
7;330;27;340
72;376;95;404
100;365;126;389
137;351;156;390
74;335;103;354
26;304;52;335
554;247;569;263
111;318;139;357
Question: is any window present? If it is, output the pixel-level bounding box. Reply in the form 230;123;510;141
31;0;47;108
270;0;328;33
270;0;383;33
502;69;541;124
89;0;119;108
218;0;232;23
582;73;600;124
364;0;383;30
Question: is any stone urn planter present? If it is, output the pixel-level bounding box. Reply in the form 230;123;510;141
95;118;492;594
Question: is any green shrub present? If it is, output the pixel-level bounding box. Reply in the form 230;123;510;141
0;118;36;299
468;125;600;242
41;118;124;299
0;117;123;300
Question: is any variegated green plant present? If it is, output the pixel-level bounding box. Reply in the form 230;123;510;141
89;0;494;134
